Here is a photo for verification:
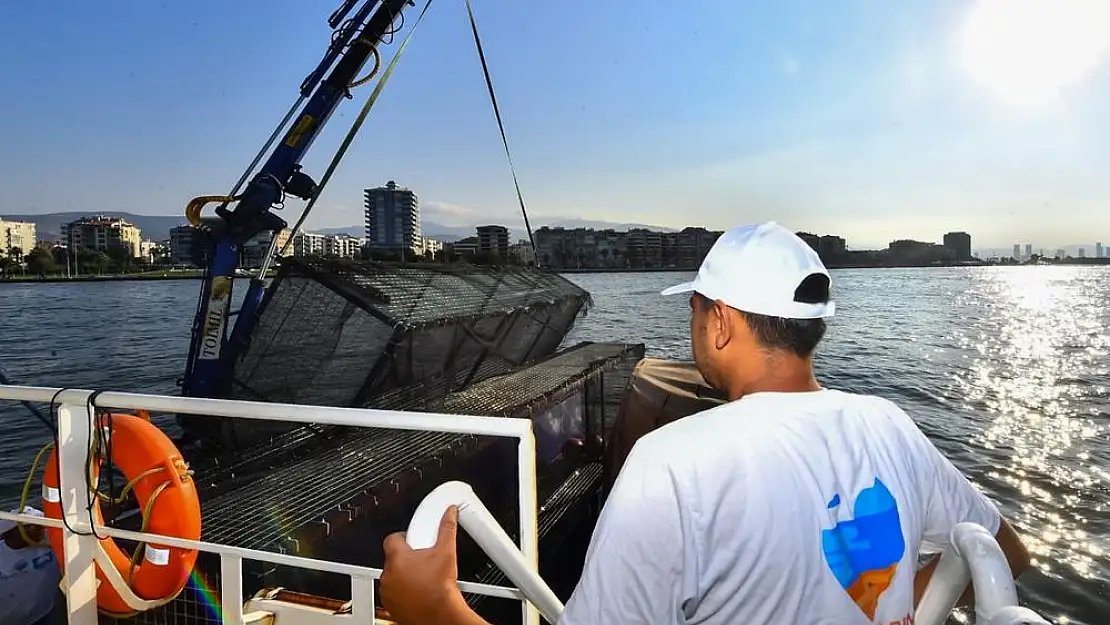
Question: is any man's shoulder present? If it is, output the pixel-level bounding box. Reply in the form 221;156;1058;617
631;388;919;457
636;399;744;445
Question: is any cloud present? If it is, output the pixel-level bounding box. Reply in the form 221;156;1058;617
421;200;486;226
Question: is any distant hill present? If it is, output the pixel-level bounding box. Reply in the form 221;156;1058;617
542;218;677;233
316;226;365;237
1;212;189;242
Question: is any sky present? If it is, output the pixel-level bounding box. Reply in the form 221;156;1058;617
1;0;1109;250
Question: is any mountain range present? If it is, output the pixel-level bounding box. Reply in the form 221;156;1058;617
2;211;677;243
0;212;189;243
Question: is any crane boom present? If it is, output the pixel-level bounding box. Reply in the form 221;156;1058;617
181;0;415;400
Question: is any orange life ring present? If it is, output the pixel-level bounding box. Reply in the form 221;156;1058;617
40;413;201;617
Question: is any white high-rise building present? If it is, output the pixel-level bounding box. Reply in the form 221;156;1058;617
364;180;421;254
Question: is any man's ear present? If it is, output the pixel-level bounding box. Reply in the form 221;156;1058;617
712;299;733;350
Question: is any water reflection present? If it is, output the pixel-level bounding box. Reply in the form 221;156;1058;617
957;268;1108;590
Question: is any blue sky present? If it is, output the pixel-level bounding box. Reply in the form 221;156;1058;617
1;0;1108;249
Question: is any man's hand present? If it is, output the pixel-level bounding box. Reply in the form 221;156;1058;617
381;506;487;625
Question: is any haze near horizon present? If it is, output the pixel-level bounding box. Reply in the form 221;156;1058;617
1;0;1108;249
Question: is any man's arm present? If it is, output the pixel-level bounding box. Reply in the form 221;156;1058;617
560;436;695;624
914;517;1029;606
912;431;1031;605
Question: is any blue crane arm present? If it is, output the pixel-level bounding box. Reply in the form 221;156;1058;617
181;0;415;400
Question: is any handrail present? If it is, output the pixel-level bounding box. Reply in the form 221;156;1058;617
916;523;1050;625
406;481;564;623
0;384;542;625
0;385;1052;625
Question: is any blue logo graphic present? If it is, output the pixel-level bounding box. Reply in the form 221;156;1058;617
821;478;905;620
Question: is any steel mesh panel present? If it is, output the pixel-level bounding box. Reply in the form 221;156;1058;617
441;343;642;417
303;259;586;324
181;259;590;449
106;568;224;625
231;276;396;406
202;430;487;551
115;342;642;624
465;462;604;622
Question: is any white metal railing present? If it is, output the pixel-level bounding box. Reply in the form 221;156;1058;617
406;481;563;623
0;385;1052;625
916;523;1050;625
0;385;544;625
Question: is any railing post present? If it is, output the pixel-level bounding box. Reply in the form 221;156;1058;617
56;395;100;625
517;425;540;625
221;555;245;625
351;574;375;625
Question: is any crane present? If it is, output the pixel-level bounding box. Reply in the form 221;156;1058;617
180;0;420;400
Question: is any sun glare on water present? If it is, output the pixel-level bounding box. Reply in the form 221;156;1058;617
956;0;1110;108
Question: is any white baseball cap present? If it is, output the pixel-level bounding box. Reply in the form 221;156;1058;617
661;221;835;319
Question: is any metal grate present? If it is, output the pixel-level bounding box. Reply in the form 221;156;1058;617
114;342;644;625
180;260;591;450
466;463;605;624
441;343;641;417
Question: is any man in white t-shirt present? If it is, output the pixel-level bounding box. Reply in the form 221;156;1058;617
0;507;62;625
380;221;1031;625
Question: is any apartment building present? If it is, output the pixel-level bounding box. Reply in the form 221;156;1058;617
0;217;36;257
64;216;142;258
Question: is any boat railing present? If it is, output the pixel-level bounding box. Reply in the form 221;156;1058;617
916;522;1050;625
0;385;549;625
0;384;1052;625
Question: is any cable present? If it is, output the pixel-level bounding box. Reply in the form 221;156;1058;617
85;390;108;540
225;97;307;203
382;10;406;44
463;0;538;262
349;40;382;88
48;388;93;537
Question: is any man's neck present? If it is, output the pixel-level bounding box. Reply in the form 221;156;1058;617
726;358;820;401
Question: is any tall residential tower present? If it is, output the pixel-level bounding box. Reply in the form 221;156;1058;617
364;180;421;255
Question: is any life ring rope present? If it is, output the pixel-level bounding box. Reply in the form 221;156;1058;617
16;441;55;547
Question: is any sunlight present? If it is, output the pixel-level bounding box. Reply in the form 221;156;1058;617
956;0;1110;109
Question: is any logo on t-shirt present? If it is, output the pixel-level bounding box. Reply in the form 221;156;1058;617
821;478;905;621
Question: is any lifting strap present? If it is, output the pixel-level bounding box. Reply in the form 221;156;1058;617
463;0;538;261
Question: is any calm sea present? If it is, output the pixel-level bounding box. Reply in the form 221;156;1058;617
1;267;1108;624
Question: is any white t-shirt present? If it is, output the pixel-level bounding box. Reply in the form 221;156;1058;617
560;389;1001;625
0;541;60;625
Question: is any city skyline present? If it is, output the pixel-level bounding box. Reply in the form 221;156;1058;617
5;207;1110;261
6;209;1110;276
2;1;1110;249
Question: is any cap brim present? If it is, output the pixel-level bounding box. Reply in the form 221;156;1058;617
660;281;695;296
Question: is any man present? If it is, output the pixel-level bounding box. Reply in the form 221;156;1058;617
381;221;1031;624
0;507;63;625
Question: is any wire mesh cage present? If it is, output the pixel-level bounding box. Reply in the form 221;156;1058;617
114;341;644;625
179;258;592;450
